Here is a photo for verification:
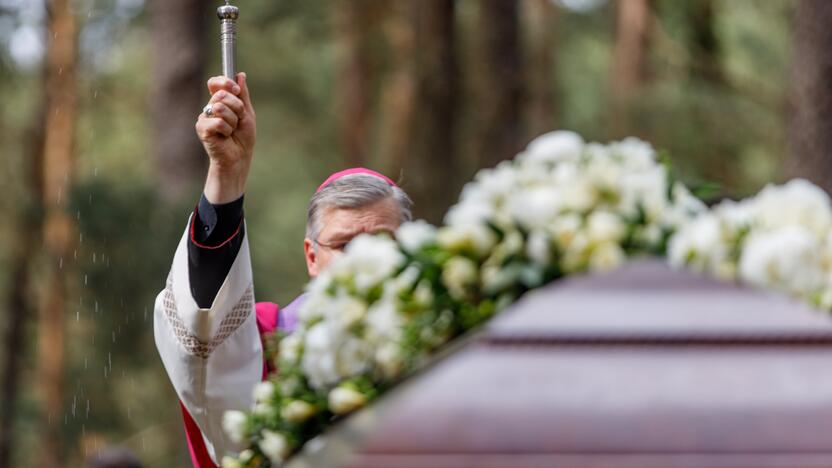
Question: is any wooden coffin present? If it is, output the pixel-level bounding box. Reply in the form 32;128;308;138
287;260;832;468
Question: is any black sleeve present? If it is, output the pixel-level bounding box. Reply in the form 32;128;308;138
187;193;245;308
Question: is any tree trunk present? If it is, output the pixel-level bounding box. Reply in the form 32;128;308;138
610;0;652;136
405;0;459;223
0;250;28;468
688;0;722;83
475;0;523;168
522;0;558;139
786;0;832;193
149;0;208;203
0;98;44;468
378;0;417;175
336;0;383;168
37;0;78;465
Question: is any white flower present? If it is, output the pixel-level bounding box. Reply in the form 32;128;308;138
437;224;497;258
739;225;826;297
505;187;561;230
334;234;405;293
526;230;551;265
390;265;421;293
586;211;626;245
522;130;584;165
750;179;832;236
588;242;625;272
715;200;754;230
335;336;373;378
221;457;244;468
375;341;404;379
629;170;668;218
558;176;596;212
258;429;290;463
279;333;303;364
279;376;302;397
549;213;583;250
444;198;493;226
336;295;367;329
413;280;435;306
441;256;478;300
252;381;276;403
302;323;373;389
481;265;520;294
222;410;248;444
667;214;726;273
397;220;437;253
328;386;367;415
473;161;518;201
281;400;316;423
253;402;274;417
301;324;340;389
663;182;707;229
608;137;656;169
365;297;403;342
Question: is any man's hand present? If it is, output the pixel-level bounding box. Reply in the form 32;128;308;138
196;72;256;204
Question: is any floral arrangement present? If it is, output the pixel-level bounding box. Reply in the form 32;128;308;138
220;131;828;467
669;178;832;309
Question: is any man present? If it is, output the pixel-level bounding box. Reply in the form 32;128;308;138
153;73;413;467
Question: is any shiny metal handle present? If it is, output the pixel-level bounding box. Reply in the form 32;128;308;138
220;20;236;78
217;4;239;79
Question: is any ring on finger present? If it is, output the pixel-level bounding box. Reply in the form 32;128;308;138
202;103;214;117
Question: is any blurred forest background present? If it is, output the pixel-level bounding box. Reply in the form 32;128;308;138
0;0;829;466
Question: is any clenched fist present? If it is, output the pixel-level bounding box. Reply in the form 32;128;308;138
196;72;256;204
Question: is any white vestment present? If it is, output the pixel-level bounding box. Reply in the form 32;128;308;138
153;218;262;464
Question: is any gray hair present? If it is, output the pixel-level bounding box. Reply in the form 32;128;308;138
306;173;413;241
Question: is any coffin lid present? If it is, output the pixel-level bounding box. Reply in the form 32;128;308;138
287;260;832;468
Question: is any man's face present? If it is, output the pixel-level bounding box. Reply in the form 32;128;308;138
304;197;402;277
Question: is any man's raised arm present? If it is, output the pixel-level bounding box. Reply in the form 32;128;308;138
153;73;259;465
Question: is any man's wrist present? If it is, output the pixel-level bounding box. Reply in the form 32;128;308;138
204;161;249;204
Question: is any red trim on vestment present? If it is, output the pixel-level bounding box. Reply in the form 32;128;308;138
181;401;218;468
179;302;280;467
189;208;243;250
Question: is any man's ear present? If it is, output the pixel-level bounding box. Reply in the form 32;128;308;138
304;238;318;278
